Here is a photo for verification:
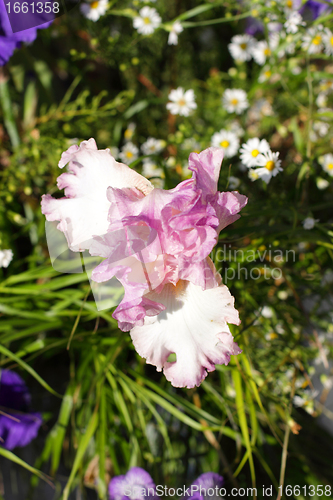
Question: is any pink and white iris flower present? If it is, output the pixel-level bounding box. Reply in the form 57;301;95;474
41;139;247;388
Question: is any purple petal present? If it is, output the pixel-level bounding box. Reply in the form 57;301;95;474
109;467;156;500
186;473;224;500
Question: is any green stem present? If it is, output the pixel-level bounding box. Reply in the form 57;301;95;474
0;70;20;149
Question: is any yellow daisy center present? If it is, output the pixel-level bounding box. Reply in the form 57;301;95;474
265;70;272;78
124;129;133;139
90;1;99;8
265;160;275;171
330;36;333;46
286;0;293;7
126;151;134;159
312;35;322;45
178;98;186;106
327;163;333;170
240;43;247;50
220;140;229;148
143;17;151;24
231;98;239;105
264;48;271;56
251;149;259;157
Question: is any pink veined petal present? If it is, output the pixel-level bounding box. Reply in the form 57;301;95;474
41;139;153;252
215;190;248;233
188;147;224;195
130;279;241;389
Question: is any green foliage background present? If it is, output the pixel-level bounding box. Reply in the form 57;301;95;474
1;0;333;499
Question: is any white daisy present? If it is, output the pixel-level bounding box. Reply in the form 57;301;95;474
255;150;282;183
142;159;164;179
228;34;255;62
248;169;259;181
248;99;274;121
284;11;305;34
119;142;139;164
0;249;13;268
319;79;333;94
228;176;240;190
211;130;240;158
316;177;329;190
239;138;270;167
319;153;333;177
168;21;183;45
283;0;302;14
133;7;162;36
316;93;328;108
323;28;333;56
302;25;324;54
80;0;108;21
141;137;165;155
302;217;318;230
166;87;197;116
222;89;249;114
251;40;272;65
124;122;136;142
228;121;244;138
258;66;273;83
311;121;329;141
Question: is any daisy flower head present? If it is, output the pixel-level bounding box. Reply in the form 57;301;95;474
228;34;255;62
80;0;108;21
211;130;240;158
0;249;13;268
124;122;136;142
166;87;197;116
228;121;244;138
222;89;249;115
239;138;270;167
248;169;259;181
319;153;333;177
323;28;333;56
254;150;282;183
142;159;164;179
259;66;273;83
303;217;318;230
133;6;161;36
168;21;183;45
284;11;305;34
251;40;272;66
316;177;329;190
119;142;139;164
141;137;165;156
283;0;302;14
302;25;324;54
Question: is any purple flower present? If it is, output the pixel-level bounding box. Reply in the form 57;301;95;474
186;473;224;500
109;467;156;500
0;369;42;450
301;0;332;19
0;0;52;66
108;469;224;500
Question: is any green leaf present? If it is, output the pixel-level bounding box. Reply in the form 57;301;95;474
0;345;62;398
0;447;54;488
62;408;99;500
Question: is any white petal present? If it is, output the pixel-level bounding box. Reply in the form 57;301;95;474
130;280;241;388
